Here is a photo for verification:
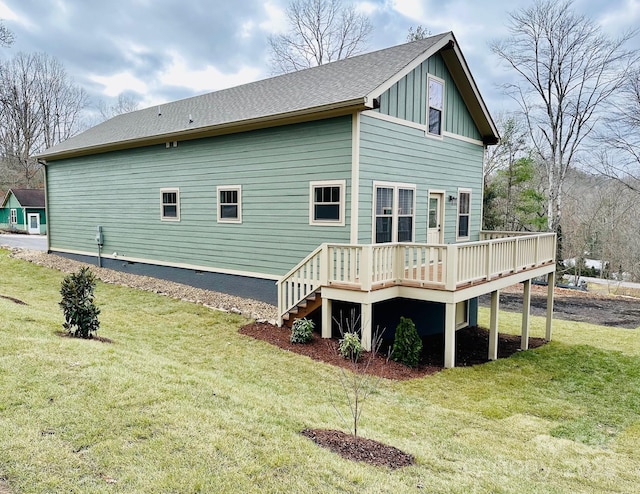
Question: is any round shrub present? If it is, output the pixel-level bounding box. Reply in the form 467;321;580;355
391;317;422;367
338;332;362;362
290;317;314;344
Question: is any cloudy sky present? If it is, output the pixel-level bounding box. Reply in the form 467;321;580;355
1;0;639;119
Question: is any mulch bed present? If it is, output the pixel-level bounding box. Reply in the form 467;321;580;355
301;429;414;469
239;322;546;380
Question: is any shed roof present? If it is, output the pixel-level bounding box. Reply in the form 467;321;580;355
39;32;498;160
2;188;45;208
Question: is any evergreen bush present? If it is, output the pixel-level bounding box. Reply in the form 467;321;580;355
59;267;100;338
391;317;422;367
338;332;362;362
290;317;314;344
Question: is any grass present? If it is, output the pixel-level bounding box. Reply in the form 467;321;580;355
1;248;639;493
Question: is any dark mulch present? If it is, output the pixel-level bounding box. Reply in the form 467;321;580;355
0;294;27;305
301;428;414;469
239;322;546;381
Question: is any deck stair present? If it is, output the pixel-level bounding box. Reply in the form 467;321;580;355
281;289;322;327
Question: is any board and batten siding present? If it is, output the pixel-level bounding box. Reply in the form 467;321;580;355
376;52;482;142
46;117;353;278
357;113;484;244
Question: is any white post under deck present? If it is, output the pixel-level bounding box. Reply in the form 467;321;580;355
321;297;332;338
521;279;532;350
361;302;372;351
444;303;456;368
546;272;555;341
488;290;500;361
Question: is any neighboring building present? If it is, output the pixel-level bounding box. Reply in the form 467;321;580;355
0;188;47;234
38;32;555;367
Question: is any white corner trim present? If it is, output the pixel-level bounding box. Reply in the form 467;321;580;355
350;113;361;243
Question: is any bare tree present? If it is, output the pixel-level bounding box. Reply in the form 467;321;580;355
0;52;88;187
491;0;638;232
0;20;14;47
97;93;140;121
407;25;431;42
268;0;372;74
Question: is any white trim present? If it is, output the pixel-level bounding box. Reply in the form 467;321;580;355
49;247;281;281
442;131;484;146
366;34;453;102
160;187;180;222
362;110;427;133
217;185;242;224
9;208;17;225
350;113;360;242
427;74;445;138
309;180;346;226
456;188;472;241
27;213;40;234
372;181;417;243
427;189;446;244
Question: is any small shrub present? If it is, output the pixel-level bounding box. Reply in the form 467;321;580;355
391;317;422;367
338;332;362;362
59;267;100;338
290;317;314;344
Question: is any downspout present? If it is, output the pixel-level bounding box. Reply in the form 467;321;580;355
38;159;51;252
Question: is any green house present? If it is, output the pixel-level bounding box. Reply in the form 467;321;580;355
0;188;47;234
38;32;556;367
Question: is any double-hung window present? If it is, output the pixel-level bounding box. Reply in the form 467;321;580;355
217;185;242;223
457;189;471;240
160;188;180;221
310;180;345;226
428;76;444;137
9;209;17;225
374;182;415;243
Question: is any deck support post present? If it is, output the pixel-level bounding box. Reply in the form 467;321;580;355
521;279;531;350
488;290;500;360
360;302;372;351
321;297;332;339
546;271;555;341
444;302;456;368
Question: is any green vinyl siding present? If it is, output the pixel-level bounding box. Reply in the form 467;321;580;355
46;117;352;277
376;52;482;141
358;113;484;244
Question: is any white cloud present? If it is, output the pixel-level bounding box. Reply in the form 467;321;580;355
356;1;381;15
89;72;148;98
259;0;287;33
598;0;640;29
389;0;427;22
158;51;262;94
0;0;34;29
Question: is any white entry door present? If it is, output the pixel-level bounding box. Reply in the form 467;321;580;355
27;213;40;234
427;192;444;244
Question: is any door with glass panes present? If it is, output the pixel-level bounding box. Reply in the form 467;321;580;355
374;184;415;243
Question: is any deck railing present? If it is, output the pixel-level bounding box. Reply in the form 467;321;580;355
277;232;556;322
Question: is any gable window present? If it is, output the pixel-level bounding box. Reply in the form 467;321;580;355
160;188;180;221
310;180;345;226
374;182;415;243
9;209;17;225
217;185;242;223
457;189;471;240
428;76;444;136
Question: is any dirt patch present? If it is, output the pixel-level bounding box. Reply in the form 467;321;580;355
301;429;414;469
0;294;26;305
479;284;640;329
0;478;11;494
240;323;545;380
54;330;113;344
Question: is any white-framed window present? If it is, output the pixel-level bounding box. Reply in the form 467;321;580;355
160;188;180;221
309;180;345;226
457;188;471;240
373;182;416;243
427;76;445;137
217;185;242;223
9;208;17;225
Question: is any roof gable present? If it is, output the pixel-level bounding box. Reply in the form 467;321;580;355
40;32;497;160
2;189;45;208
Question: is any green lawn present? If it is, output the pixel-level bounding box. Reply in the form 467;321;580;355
1;248;639;493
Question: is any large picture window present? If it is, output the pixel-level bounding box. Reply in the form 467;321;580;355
373;182;415;243
428;76;444;136
310;180;345;226
217;185;242;223
457;189;471;240
160;188;180;221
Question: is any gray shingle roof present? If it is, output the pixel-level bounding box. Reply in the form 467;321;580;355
40;32;497;159
3;189;45;208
